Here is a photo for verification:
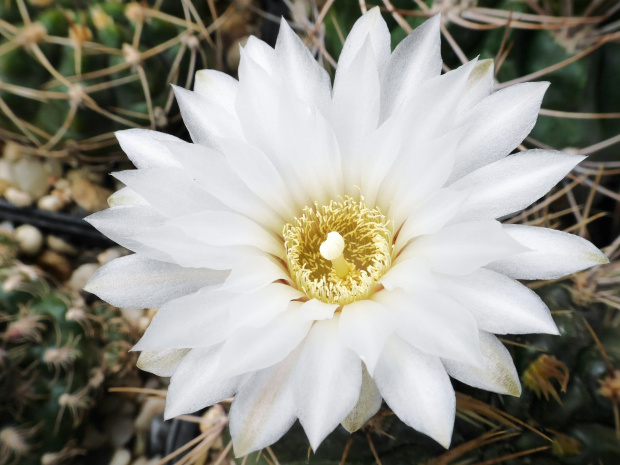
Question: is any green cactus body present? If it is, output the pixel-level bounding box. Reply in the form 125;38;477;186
0;252;136;463
0;0;217;165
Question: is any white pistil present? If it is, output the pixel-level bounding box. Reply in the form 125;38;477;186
320;231;350;279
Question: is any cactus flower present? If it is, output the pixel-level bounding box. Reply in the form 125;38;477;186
85;8;608;456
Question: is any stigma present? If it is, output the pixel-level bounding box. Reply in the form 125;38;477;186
320;231;351;279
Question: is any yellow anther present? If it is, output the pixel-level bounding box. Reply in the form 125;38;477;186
283;196;393;306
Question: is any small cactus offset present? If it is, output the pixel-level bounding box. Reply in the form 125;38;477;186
0;245;138;464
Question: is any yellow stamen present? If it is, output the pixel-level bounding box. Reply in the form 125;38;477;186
283;196;393;306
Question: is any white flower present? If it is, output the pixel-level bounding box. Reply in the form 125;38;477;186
85;8;608;456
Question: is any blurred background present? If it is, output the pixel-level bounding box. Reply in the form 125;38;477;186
1;0;620;464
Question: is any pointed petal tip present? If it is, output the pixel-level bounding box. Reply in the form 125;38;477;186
232;441;256;460
163;405;176;421
366;5;380;15
436;432;452;449
595;251;610;265
164;398;193;421
342;424;356;434
306;431;325;454
508;380;523;397
422;13;441;33
302;423;331;454
475;58;494;73
530;80;550;98
362;5;384;26
546;320;561;336
278;15;291;33
570;247;610;273
231;437;259;460
114;129;130;142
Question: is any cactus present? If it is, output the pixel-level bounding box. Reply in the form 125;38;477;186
0;0;222;166
2;1;620;464
0;250;137;464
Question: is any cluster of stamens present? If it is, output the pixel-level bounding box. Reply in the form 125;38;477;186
283;196;393;306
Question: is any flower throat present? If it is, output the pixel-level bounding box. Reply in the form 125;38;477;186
283;196;393;306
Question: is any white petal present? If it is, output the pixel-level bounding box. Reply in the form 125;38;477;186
229;283;304;329
236;48;281;153
218;302;312;378
85;205;172;263
137;348;189;377
359;117;402;208
222;256;290;293
112;168;228;218
243;36;275;74
443;331;521;396
229;348;301;457
107;186;148;207
396;58;478;142
377;60;477;218
341;364;382;433
380;133;459;227
274;92;343;205
292;316;361;450
374;335;455;448
487;224;609;279
218;138;298;219
337;6;390;73
339;300;396;374
331;37;380;194
194;69;238;116
381;127;466;228
172;85;242;149
374;289;481;366
274;18;331;113
116;129;183;169
235;50;317;206
133;288;233;351
380;14;441;121
174;210;283;257
378;256;435;292
84;255;226;308
449;82;549;181
438;268;558;335
160;140;283;232
135;223;259;270
400;220;527;275
238;50;340;207
299;299;339;322
455;59;494;119
165;344;247;418
394;188;468;251
450;150;585;221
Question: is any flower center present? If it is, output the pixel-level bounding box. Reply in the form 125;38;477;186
283;196;393;306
